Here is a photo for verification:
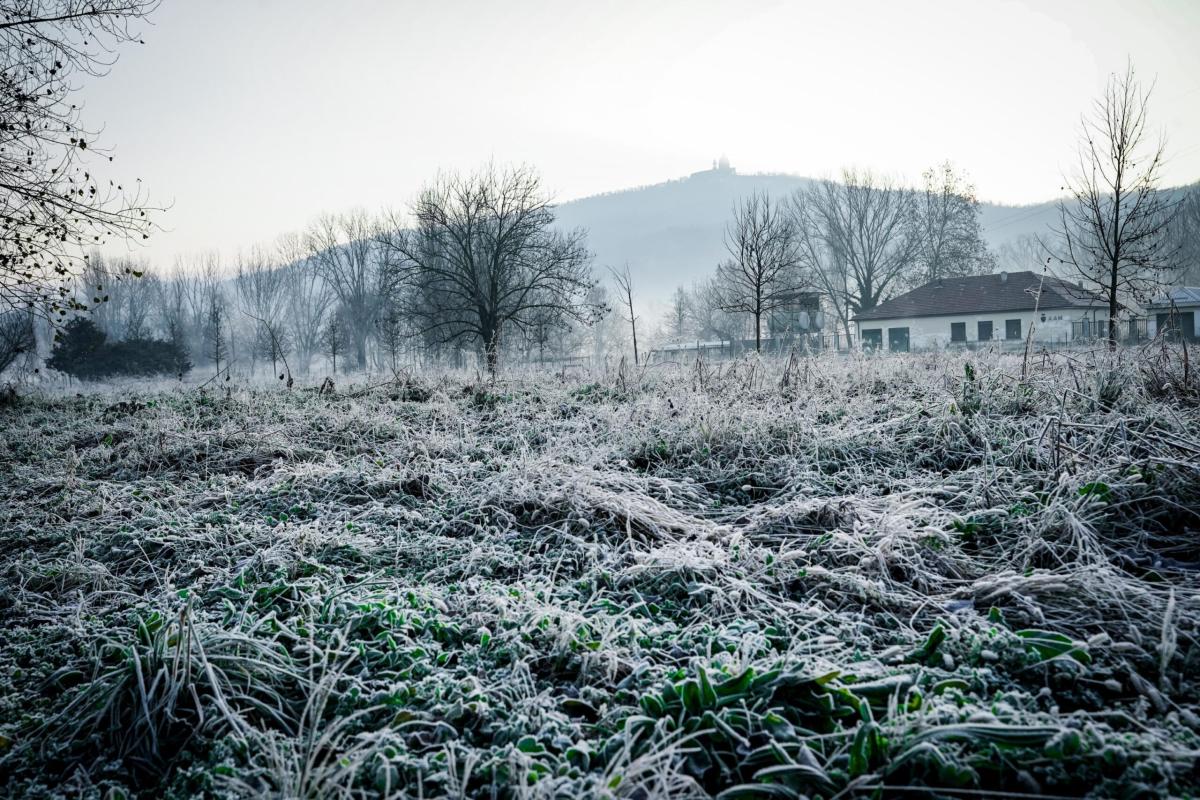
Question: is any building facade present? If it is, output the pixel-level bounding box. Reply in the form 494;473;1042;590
1145;287;1200;341
853;272;1107;352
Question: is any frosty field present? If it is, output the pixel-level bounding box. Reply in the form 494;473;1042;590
1;350;1198;799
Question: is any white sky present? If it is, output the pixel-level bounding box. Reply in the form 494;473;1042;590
81;0;1200;268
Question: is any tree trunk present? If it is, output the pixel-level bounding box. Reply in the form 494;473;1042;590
1108;261;1120;351
486;342;498;376
483;325;500;377
353;332;367;370
625;293;639;366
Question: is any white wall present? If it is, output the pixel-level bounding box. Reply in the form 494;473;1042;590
1146;305;1200;339
856;308;1098;351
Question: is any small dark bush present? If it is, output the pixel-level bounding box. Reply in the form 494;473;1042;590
47;317;192;380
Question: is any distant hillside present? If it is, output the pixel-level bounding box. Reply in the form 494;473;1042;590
554;166;1061;316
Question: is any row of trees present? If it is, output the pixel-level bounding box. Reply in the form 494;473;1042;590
660;64;1193;351
14;158;1198;379
0;3;612;378
24;165;607;379
651;161;995;350
0;1;1192;372
55;135;1191;379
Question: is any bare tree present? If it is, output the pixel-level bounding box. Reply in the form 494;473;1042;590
115;260;157;340
306;210;383;371
176;251;223;364
377;164;600;375
995;234;1048;274
277;232;331;375
375;305;406;372
913;162;995;284
582;284;620;366
688;277;741;345
1170;185;1200;286
521;296;569;365
792;170;919;338
664;285;690;341
234;247;288;376
153;269;189;355
1047;62;1181;348
0;1;160;315
78;252;154;340
609;264;639;365
321;307;349;374
202;292;228;375
715;191;804;352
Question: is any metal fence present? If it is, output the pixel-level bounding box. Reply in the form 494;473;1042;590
648;332;858;362
1071;317;1152;344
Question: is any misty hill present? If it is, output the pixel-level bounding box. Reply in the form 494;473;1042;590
554;165;1061;314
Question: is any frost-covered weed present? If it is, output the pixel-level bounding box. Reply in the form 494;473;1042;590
0;349;1197;798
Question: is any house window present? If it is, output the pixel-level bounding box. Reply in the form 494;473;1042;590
977;321;993;341
950;322;966;342
861;328;883;350
888;327;910;353
1005;319;1021;340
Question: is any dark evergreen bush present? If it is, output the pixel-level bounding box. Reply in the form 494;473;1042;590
47;317;192;380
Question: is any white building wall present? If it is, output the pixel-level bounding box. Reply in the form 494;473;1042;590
1146;305;1200;339
856;308;1097;351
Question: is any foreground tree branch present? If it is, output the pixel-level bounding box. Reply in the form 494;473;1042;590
0;0;161;317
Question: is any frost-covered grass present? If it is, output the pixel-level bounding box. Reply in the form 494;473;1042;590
0;348;1198;799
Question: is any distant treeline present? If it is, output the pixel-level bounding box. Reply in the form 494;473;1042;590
11;163;1198;380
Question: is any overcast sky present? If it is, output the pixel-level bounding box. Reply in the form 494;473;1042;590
82;0;1200;268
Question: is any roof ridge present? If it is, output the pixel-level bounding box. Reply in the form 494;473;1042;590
852;271;1104;322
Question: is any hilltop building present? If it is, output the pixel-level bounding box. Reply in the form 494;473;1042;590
691;155;735;178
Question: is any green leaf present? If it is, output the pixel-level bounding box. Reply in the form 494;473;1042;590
1016;629;1091;665
717;783;804;798
1078;482;1112;502
697;665;717;709
716;666;756;701
516;735;544;754
753;762;835;792
640;693;664;716
1044;728;1084;758
849;721;884;777
681;679;702;715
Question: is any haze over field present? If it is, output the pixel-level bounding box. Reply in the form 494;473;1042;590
78;0;1200;273
553;166;1075;312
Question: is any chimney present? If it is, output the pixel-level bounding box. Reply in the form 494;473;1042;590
999;271;1008;283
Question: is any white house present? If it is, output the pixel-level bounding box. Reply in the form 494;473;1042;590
1144;287;1200;341
852;271;1108;352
